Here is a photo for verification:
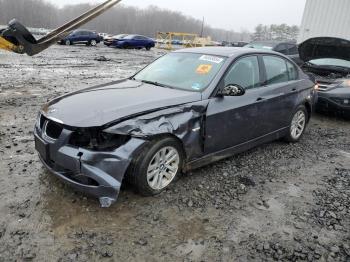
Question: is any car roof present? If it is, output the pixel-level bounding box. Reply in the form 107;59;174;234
249;40;296;46
173;47;281;58
127;34;148;38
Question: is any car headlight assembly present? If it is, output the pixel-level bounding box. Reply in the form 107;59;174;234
69;129;130;151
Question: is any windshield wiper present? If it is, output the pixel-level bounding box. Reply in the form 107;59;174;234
139;79;176;90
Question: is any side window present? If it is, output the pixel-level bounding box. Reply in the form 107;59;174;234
263;56;289;84
224;56;260;90
286;61;298;80
274;44;288;54
287;44;298;55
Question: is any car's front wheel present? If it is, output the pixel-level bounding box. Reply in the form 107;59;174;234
285;105;308;142
129;137;184;196
90;39;97;46
65;40;71;46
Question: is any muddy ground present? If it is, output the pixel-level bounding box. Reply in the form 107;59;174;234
0;45;349;262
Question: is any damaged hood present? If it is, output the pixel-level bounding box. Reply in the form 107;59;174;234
299;37;350;62
42;79;202;127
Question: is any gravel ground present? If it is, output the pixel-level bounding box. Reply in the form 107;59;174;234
0;44;349;262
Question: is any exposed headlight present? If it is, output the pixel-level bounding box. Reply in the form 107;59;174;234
69;129;130;151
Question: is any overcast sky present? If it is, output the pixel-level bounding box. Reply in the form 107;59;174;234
47;0;306;31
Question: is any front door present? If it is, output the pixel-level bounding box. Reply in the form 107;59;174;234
205;55;267;154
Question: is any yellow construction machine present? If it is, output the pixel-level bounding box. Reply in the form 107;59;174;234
0;0;122;56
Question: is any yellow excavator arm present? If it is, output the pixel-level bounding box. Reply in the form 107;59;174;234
0;36;22;53
0;0;122;56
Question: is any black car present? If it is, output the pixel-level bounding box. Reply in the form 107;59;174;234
299;37;350;117
34;47;317;207
59;30;102;46
245;41;301;64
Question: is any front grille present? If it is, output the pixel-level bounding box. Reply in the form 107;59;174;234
45;120;63;139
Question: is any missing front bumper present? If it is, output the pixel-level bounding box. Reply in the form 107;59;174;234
34;129;147;207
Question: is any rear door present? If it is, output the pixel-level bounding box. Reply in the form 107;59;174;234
258;55;300;131
80;31;90;43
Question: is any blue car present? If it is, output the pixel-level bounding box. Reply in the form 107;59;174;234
59;30;102;46
112;34;155;50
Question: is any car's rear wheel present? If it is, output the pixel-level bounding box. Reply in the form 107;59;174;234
285;105;308;142
129;137;184;196
65;40;71;46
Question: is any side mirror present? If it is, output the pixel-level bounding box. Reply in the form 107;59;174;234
218;84;245;97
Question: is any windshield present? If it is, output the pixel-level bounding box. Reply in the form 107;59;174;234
245;42;275;50
133;52;226;91
309;58;350;68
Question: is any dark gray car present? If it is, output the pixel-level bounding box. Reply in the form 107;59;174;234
34;47;317;207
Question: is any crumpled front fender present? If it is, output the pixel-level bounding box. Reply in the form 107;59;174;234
104;101;209;161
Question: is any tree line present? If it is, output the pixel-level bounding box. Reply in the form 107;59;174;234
253;24;299;42
0;0;299;42
0;0;252;41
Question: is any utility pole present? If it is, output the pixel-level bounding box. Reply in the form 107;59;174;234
200;16;204;37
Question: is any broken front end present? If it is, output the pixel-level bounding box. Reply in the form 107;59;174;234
34;102;208;207
34;113;148;207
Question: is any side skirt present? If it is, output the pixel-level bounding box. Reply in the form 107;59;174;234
185;127;289;171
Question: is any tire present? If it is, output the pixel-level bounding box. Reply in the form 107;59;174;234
146;46;151;51
284;105;308;143
90;39;97;46
129;137;184;196
65;40;71;46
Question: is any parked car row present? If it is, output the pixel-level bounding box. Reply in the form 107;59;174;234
59;30;155;50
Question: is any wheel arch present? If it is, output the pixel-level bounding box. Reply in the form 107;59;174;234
148;133;187;160
304;100;312;122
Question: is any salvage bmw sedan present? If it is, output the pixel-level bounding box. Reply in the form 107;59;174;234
34;47;317;207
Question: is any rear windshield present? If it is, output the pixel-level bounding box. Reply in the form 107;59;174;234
134;52;227;92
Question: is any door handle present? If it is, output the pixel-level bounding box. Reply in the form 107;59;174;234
291;88;298;93
256;97;265;102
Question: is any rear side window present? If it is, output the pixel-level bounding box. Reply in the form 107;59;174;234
224;56;260;90
263;56;289;84
286;61;298;80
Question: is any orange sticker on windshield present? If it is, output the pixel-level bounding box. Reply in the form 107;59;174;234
196;64;212;75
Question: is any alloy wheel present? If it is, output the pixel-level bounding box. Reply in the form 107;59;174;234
91;39;97;46
290;110;306;140
146;146;180;190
